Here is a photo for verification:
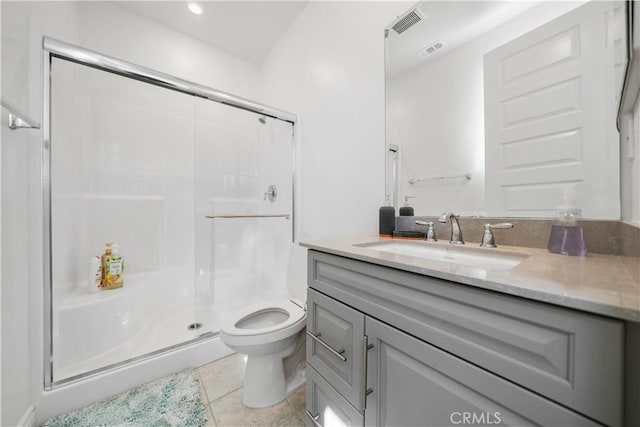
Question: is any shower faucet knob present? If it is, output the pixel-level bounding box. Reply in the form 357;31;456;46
263;185;277;202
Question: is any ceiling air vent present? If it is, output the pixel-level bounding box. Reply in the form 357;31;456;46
417;40;445;57
392;8;426;35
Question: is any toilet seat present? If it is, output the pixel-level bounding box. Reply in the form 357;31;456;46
221;299;306;347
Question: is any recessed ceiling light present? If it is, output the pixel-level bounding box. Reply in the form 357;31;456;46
187;3;203;15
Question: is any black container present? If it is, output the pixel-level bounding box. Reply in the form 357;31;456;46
399;196;415;216
379;206;395;236
399;206;414;216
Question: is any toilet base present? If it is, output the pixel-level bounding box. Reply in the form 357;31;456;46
241;333;306;408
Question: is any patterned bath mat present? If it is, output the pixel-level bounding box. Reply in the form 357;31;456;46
43;369;207;427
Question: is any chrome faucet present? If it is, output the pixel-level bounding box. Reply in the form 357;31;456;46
439;211;464;244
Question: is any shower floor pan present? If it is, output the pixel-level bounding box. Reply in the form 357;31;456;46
52;268;215;382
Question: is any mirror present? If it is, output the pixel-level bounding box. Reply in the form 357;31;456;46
385;1;628;219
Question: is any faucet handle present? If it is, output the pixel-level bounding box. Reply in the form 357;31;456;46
480;223;513;248
415;220;437;242
438;211;458;223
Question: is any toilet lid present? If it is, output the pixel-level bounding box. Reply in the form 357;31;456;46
286;242;308;304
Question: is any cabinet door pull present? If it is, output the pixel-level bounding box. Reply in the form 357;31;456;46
305;410;322;427
307;330;347;362
361;335;369;410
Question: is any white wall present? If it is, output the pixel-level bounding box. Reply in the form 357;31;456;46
260;0;412;241
0;35;2;423
0;118;33;427
76;2;261;101
2;3;80;425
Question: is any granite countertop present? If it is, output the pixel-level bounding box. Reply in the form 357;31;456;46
300;236;640;322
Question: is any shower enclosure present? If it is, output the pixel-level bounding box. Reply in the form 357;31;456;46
44;38;296;387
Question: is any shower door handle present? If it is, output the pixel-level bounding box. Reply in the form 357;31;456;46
306;330;347;362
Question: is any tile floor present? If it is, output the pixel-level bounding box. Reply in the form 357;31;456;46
197;353;306;426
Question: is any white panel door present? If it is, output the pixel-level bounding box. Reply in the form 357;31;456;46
484;1;623;218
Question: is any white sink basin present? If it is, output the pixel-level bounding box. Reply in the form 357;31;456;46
355;241;528;271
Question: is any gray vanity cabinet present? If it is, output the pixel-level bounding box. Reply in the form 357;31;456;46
306;250;624;427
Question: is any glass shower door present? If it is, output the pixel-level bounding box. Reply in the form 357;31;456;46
48;55;295;386
49;58;201;383
193;99;294;332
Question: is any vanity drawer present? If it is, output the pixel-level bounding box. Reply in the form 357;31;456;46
306;364;363;427
309;250;624;426
307;288;365;411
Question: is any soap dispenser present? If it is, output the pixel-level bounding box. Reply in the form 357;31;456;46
109;244;124;288
547;187;587;256
379;195;395;237
100;242;113;288
399;196;415;216
101;242;124;289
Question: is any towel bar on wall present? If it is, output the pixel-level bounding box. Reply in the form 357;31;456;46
408;172;472;184
205;214;290;219
1;97;40;130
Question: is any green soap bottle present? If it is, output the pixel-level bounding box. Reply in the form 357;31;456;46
103;242;124;289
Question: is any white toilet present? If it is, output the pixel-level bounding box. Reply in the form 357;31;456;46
220;244;307;408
